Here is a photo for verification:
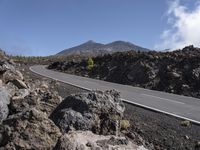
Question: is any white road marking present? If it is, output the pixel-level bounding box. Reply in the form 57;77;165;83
141;94;185;105
121;98;200;125
30;66;200;125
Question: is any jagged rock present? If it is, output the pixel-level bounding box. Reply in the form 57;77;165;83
126;63;155;84
54;131;147;150
5;82;18;97
11;79;28;89
0;62;14;75
0;49;148;149
1;108;61;149
52;108;91;132
182;45;194;51
48;61;64;70
9;87;61;116
3;70;24;83
35;85;62;116
50;90;125;135
49;46;200;98
0;87;10;122
11;89;30;100
192;67;200;80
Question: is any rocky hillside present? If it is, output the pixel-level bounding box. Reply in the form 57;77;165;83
57;40;150;56
0;50;147;149
49;45;200;98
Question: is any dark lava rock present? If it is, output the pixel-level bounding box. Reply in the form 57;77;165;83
49;45;200;98
50;90;125;135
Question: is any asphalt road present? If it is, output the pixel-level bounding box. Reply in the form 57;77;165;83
30;65;200;124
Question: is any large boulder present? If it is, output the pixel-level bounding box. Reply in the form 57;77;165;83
54;131;147;150
50;90;125;135
8;82;62;116
2;70;24;84
0;87;10;122
0;61;15;75
4;81;28;102
0;108;61;149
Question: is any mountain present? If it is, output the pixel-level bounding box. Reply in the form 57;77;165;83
57;40;150;56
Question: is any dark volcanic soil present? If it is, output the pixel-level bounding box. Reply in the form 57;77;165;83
48;45;200;99
124;103;200;150
24;64;200;150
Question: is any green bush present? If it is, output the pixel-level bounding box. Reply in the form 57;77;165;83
180;120;191;127
87;57;94;70
120;120;130;130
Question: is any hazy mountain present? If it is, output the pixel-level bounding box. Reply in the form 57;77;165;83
102;41;150;52
57;40;150;56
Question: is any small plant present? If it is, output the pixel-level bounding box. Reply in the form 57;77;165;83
120;119;130;130
87;57;94;70
180;120;191;127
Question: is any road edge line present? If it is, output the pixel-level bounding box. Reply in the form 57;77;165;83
30;66;200;125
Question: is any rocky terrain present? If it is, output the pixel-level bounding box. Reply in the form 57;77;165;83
0;50;147;149
22;63;200;150
57;40;150;56
49;45;200;98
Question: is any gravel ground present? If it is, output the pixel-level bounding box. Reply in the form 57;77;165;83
124;103;200;150
21;64;200;150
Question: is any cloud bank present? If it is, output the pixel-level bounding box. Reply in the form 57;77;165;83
155;0;200;50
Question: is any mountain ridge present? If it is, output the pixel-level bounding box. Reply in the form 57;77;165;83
57;40;150;56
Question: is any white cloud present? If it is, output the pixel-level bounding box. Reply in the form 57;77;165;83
155;0;200;50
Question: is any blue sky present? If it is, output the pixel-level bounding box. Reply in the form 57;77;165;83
0;0;199;56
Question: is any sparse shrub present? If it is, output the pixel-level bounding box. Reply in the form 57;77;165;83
87;57;94;70
181;120;191;127
120;119;130;130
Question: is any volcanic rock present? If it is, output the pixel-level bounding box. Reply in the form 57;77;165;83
1;108;61;149
49;46;200;98
3;70;24;83
54;131;147;150
50;90;125;135
0;87;10;122
192;67;200;80
11;79;28;89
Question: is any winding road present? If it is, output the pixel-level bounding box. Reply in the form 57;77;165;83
30;65;200;124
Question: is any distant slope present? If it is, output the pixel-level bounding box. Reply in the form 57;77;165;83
57;40;150;55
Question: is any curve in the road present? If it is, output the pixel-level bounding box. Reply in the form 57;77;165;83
30;65;200;124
